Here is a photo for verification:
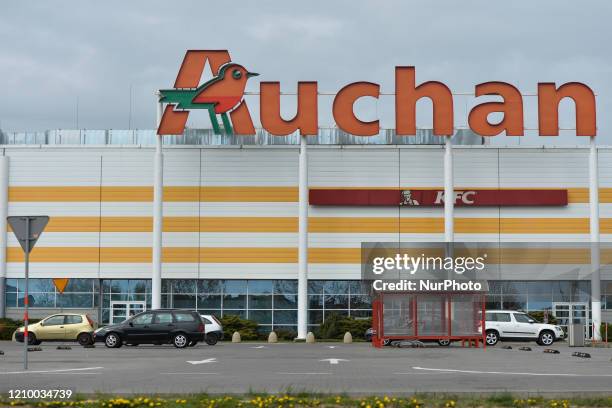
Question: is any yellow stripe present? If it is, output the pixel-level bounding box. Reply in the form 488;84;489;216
199;247;297;263
5;216;612;233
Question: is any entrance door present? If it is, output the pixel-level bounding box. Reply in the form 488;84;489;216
110;301;146;324
552;302;590;339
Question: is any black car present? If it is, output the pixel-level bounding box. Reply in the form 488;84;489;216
94;309;205;348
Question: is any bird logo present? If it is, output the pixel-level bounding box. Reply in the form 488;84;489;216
159;62;258;135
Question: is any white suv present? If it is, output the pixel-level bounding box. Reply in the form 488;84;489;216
484;310;565;346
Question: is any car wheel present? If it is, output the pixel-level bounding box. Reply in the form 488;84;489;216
537;330;555;346
485;330;499;346
26;333;37;345
205;333;218;346
188;341;198;347
77;332;93;346
104;333;122;348
438;339;451;346
173;333;189;348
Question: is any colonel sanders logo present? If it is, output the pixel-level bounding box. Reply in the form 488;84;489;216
400;190;420;206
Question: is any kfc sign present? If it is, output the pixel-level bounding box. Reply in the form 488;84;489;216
158;50;597;137
310;189;568;207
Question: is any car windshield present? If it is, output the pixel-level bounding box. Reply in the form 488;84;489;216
514;313;533;323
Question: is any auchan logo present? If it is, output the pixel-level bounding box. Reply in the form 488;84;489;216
158;50;597;137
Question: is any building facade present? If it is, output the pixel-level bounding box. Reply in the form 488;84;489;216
1;138;611;334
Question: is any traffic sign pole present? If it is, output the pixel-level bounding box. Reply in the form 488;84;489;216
7;215;49;371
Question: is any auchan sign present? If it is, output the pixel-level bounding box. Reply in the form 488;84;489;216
158;50;596;137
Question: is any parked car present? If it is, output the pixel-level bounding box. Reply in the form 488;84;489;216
15;313;96;346
94;309;205;348
484;310;565;346
196;314;223;346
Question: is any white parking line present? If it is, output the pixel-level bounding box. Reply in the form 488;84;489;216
276;372;331;375
160;372;218;375
0;367;103;375
410;367;612;377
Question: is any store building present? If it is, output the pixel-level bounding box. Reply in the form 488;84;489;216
0;129;611;336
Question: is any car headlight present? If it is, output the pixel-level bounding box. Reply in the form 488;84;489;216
555;326;563;331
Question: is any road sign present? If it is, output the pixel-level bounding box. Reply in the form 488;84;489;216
7;216;49;370
7;216;49;253
53;278;69;294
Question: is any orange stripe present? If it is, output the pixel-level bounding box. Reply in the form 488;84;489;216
200;217;297;232
200;187;298;202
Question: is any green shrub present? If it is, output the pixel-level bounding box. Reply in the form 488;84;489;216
274;328;297;340
0;318;40;341
219;314;259;340
316;313;371;339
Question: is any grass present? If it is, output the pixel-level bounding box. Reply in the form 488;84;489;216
1;393;612;408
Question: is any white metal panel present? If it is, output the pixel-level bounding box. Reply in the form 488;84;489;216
6;150;102;186
98;263;151;278
399;148;444;187
309;264;361;280
199;263;297;279
7;263;99;278
309;233;399;247
9;202;100;216
598;149;612;188
200;233;297;247
202;149;298;186
163;149;201;186
8;233;100;247
200;202;297;217
499;149;589;187
101;203;152;216
100;149;154;186
309;148;399;187
453;148;499;187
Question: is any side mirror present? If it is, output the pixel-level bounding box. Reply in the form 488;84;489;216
39;321;44;327
528;320;535;324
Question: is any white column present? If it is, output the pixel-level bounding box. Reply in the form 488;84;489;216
297;136;308;339
589;136;601;341
151;93;164;310
0;154;9;318
444;136;454;242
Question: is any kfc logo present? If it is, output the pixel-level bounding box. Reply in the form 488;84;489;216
434;191;477;205
400;190;420;206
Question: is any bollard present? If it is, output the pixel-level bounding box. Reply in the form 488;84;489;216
268;331;278;343
232;331;241;343
343;332;353;344
543;349;560;354
572;352;591;358
518;346;532;351
306;331;316;343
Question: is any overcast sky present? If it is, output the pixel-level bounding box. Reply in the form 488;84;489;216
1;1;611;145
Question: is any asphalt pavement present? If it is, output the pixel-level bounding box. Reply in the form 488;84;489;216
0;340;611;395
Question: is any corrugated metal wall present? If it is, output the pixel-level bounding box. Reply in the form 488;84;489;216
3;145;609;281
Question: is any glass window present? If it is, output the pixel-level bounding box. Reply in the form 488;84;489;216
197;294;221;309
65;315;83;324
132;313;154;325
350;294;371;309
248;280;273;294
308;295;324;309
487;281;503;294
174;312;196;322
325;294;349;309
43;315;65;326
129;280;151;294
274;294;297;309
222;310;246;319
308;310;324;325
249;310;272;324
248;294;272;309
155;312;173;324
109;280;130;293
485;295;502;310
527;281;552;294
323;281;350;294
201;317;213;324
496;313;511;322
5;292;17;307
198;280;223;293
6;279;18;292
64;279;94;292
19;293;55;307
502;294;527;311
513;313;532;323
169;280;196;294
274;310;297;325
57;294;93;308
223;294;246;309
17;278;55;293
307;281;325;294
172;294;196;309
499;282;528;295
348;281;370;295
274;280;297;294
350;310;371;318
224;280;247;293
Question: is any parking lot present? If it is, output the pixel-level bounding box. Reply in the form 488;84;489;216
1;340;611;395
